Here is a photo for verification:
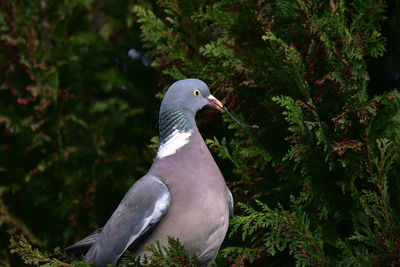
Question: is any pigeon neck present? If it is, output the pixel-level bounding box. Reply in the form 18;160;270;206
157;109;196;159
159;109;195;143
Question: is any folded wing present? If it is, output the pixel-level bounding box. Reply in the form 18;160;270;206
64;227;103;255
67;175;170;266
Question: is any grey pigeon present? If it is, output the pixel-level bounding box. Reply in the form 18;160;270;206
65;79;233;266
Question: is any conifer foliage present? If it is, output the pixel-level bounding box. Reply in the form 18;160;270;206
134;0;400;265
0;0;157;265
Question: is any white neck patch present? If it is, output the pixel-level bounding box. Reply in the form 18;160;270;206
156;129;193;159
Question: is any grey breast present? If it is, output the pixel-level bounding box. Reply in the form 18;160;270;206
137;130;230;265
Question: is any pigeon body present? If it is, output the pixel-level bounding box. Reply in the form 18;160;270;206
65;79;232;266
142;129;229;264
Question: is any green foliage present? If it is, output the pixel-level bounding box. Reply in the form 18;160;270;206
227;195;329;266
134;0;400;265
341;138;400;266
9;235;202;267
9;236;79;267
223;138;400;266
0;0;157;265
142;237;202;267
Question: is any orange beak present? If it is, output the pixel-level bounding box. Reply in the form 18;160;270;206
206;95;223;110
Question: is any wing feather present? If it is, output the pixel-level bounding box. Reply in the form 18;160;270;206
83;175;170;266
64;227;103;255
226;186;234;218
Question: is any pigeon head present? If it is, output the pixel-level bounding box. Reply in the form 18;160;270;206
157;79;223;158
160;79;223;117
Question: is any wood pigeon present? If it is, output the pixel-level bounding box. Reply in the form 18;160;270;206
65;79;234;266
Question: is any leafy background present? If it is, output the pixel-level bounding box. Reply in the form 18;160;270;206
1;0;400;266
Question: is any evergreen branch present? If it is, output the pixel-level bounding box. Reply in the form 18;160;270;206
9;236;76;267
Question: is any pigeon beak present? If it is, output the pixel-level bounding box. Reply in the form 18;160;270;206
206;95;223;110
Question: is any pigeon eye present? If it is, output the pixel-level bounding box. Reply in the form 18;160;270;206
193;89;200;96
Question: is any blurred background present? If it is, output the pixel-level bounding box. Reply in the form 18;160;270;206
0;1;160;265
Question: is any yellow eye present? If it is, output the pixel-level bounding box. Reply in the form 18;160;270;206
193;89;200;96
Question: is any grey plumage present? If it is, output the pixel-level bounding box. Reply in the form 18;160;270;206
65;79;233;266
